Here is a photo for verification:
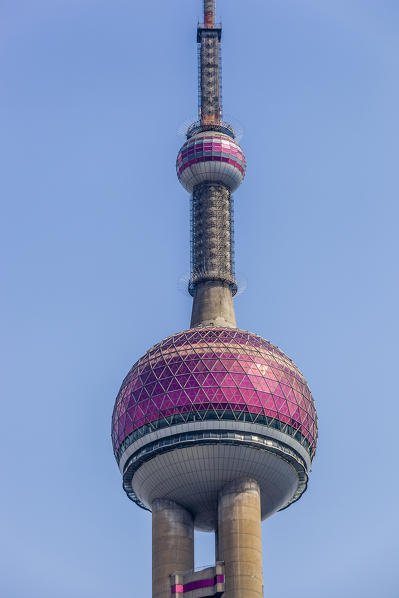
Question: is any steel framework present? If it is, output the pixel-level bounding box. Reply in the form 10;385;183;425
189;183;236;295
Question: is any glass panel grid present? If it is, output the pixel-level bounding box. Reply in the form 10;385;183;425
112;328;318;461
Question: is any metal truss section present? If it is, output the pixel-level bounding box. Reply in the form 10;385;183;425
190;183;236;293
198;28;221;125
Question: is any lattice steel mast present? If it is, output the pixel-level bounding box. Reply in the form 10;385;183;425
198;0;222;125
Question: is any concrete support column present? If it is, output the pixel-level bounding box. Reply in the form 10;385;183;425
191;281;236;328
217;478;263;598
152;499;194;598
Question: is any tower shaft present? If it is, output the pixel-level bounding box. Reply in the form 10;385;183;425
178;1;245;329
190;279;236;328
190;183;235;292
217;479;263;598
190;182;236;327
152;480;263;598
152;500;194;598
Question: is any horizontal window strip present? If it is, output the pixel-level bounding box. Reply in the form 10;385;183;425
178;155;245;176
171;575;224;595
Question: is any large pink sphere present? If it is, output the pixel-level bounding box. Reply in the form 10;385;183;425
112;328;317;463
112;327;317;526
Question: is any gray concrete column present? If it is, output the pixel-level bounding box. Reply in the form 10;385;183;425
190;281;236;328
217;478;263;598
152;499;194;598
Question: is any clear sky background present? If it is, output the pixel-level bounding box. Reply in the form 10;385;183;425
1;1;398;596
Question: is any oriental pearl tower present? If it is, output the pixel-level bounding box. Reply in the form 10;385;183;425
111;2;318;598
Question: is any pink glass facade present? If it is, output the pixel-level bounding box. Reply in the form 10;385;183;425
112;328;318;463
176;132;246;193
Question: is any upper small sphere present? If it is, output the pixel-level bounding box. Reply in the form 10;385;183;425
176;132;246;193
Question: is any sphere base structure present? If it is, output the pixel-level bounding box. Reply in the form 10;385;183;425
125;425;305;531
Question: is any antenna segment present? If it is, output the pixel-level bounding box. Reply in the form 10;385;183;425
204;0;215;28
198;0;222;126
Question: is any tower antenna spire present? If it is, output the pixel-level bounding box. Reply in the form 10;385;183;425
198;0;222;126
204;0;216;28
176;0;246;328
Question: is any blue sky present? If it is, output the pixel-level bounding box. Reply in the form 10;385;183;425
1;1;398;596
